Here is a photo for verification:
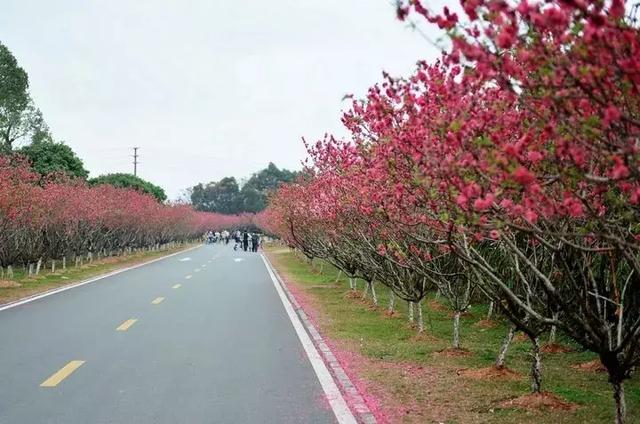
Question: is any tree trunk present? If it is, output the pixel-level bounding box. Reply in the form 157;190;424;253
548;312;559;343
36;258;42;275
612;380;626;424
319;262;324;274
371;282;378;306
548;325;557;344
388;291;395;314
62;256;66;270
51;260;55;273
530;336;543;393
362;281;370;299
453;311;461;349
417;300;424;333
496;325;516;368
7;265;13;278
487;301;494;320
408;301;414;323
335;270;342;283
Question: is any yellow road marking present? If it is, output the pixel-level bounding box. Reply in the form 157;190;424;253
116;318;138;331
172;284;181;289
151;297;165;305
40;360;85;387
185;275;192;279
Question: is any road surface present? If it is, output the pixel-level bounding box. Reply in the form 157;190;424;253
0;244;344;423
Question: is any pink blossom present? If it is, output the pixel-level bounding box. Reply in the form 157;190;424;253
512;166;535;185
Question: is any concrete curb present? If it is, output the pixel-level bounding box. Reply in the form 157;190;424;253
262;253;377;424
0;244;202;312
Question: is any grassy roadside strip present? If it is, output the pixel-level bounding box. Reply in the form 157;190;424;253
265;245;639;424
0;243;200;306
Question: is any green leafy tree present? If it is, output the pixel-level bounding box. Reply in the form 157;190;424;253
19;139;89;178
191;163;298;213
0;42;45;152
244;162;297;192
191;177;240;213
89;173;167;202
239;184;264;212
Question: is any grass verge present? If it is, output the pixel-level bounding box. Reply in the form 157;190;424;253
265;245;639;424
0;243;198;306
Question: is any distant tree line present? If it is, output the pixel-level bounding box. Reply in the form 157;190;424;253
190;162;297;214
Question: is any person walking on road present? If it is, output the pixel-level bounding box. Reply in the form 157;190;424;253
251;233;260;252
242;231;249;252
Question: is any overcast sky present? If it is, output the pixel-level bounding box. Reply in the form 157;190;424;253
0;0;448;199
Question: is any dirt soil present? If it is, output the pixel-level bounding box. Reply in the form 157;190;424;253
571;359;607;373
541;342;574;354
434;347;474;357
499;392;578;411
0;280;21;288
474;319;496;329
457;366;522;380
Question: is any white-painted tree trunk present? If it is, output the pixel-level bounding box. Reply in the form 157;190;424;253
486;301;494;320
408;301;414;323
530;336;543;393
613;380;626;424
362;281;370;299
335;270;342;283
417;300;424;333
7;265;13;278
371;282;378;306
548;312;559;343
36;258;42;275
495;325;516;368
62;256;66;270
388;291;395;313
453;311;461;349
51;260;56;273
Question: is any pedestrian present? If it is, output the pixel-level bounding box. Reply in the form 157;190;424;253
243;231;249;252
251;233;260;252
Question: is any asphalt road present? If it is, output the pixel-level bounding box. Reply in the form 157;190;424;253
0;244;339;423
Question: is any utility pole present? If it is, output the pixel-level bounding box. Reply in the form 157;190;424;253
132;147;139;176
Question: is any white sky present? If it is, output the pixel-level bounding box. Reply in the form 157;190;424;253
0;0;448;199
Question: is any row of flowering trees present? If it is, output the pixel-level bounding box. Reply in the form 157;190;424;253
264;1;639;422
0;156;250;272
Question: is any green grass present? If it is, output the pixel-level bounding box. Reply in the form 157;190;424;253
0;243;197;305
266;246;639;424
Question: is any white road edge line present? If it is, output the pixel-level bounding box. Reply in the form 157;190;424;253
0;245;202;313
260;255;357;424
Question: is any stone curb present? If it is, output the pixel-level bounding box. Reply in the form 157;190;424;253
262;254;377;424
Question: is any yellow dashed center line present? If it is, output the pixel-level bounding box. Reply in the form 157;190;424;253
116;319;138;331
40;360;85;387
151;297;165;305
185;275;192;279
172;284;181;289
